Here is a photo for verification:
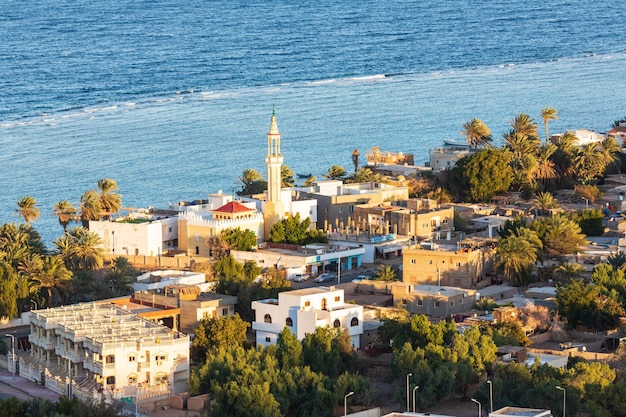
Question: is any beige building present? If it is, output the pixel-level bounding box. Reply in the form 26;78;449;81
302;180;409;233
366;149;415;166
402;238;497;288
354;199;454;240
178;200;264;257
23;302;189;408
429;144;474;172
391;284;478;317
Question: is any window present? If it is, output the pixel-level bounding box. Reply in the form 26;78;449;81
286;317;293;327
222;308;228;316
106;376;116;385
128;375;137;384
334;296;340;302
450;301;455;307
350;205;354;213
350;317;359;327
442;219;448;224
128;354;136;362
435;301;440;308
410;259;416;264
304;301;311;307
417;299;423;306
168;227;172;233
155;354;166;366
195;246;199;255
428;260;433;265
339;207;343;214
264;314;272;324
333;319;341;328
456;262;461;267
265;337;271;343
105;355;115;365
156;374;169;384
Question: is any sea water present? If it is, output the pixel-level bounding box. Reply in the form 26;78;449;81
1;0;625;245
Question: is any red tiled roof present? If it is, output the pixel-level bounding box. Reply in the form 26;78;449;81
213;201;255;213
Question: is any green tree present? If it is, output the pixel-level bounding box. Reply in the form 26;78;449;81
222;227;258;251
554;262;585;281
191;314;250;363
324;165;347;180
532;215;587;257
569;209;604;236
15;196;40;225
269;213;326;245
30;255;73;308
450;148;512;203
495;235;538;285
281;165;295;188
531;192;559;215
78;189;103;227
461;118;493;149
97;178;122;219
53;226;104;271
510;113;539;139
103;256;138;296
374;264;397;281
276;327;303;368
239;169;267;195
53;200;76;231
540;107;558;144
574;143;606;184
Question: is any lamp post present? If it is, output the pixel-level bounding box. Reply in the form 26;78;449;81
344;391;354;417
4;334;15;379
471;398;481;417
406;373;412;412
487;380;493;413
30;300;38;311
556;386;566;417
412;385;419;413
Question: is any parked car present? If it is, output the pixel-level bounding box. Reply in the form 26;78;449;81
291;273;310;282
314;273;336;283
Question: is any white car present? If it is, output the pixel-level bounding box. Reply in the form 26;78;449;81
291;273;310;282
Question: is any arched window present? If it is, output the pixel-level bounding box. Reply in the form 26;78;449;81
333;319;341;328
106;376;116;385
286;317;293;327
321;298;327;310
264;314;272;324
351;317;359;327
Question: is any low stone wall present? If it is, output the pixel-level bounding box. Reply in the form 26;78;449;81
104;254;211;270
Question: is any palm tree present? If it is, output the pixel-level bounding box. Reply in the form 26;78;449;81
15;196;40;225
601;136;622;174
574;143;606;184
79;189;103;227
531;192;559;215
53;200;76;231
461;118;492;149
30;255;73;308
97;178;122;219
503;131;540;160
303;176;317;187
510;113;539;139
239;168;267;195
540;107;558;144
554;262;585;281
105;257;137;296
535;144;558;186
324;165;347;180
281;165;295;188
53;226;104;272
495;235;538;285
375;265;397;281
607;252;626;271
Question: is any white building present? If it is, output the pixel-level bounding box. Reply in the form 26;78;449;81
251;287;363;348
89;211;178;257
23;302;190;407
133;269;209;292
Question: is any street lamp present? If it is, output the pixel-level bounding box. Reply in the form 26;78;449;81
406;373;412;412
344;391;354;417
412;385;419;413
487;380;493;413
556;386;566;417
4;334;15;379
30;300;38;311
471;398;481;417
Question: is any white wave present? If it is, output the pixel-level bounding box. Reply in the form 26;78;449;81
60;113;82;118
348;74;386;82
124;102;136;106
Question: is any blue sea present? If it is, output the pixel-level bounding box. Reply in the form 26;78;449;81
1;0;626;246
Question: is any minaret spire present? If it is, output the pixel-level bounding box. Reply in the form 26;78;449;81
263;109;285;240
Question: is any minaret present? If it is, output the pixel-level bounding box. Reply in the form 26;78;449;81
263;109;285;240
